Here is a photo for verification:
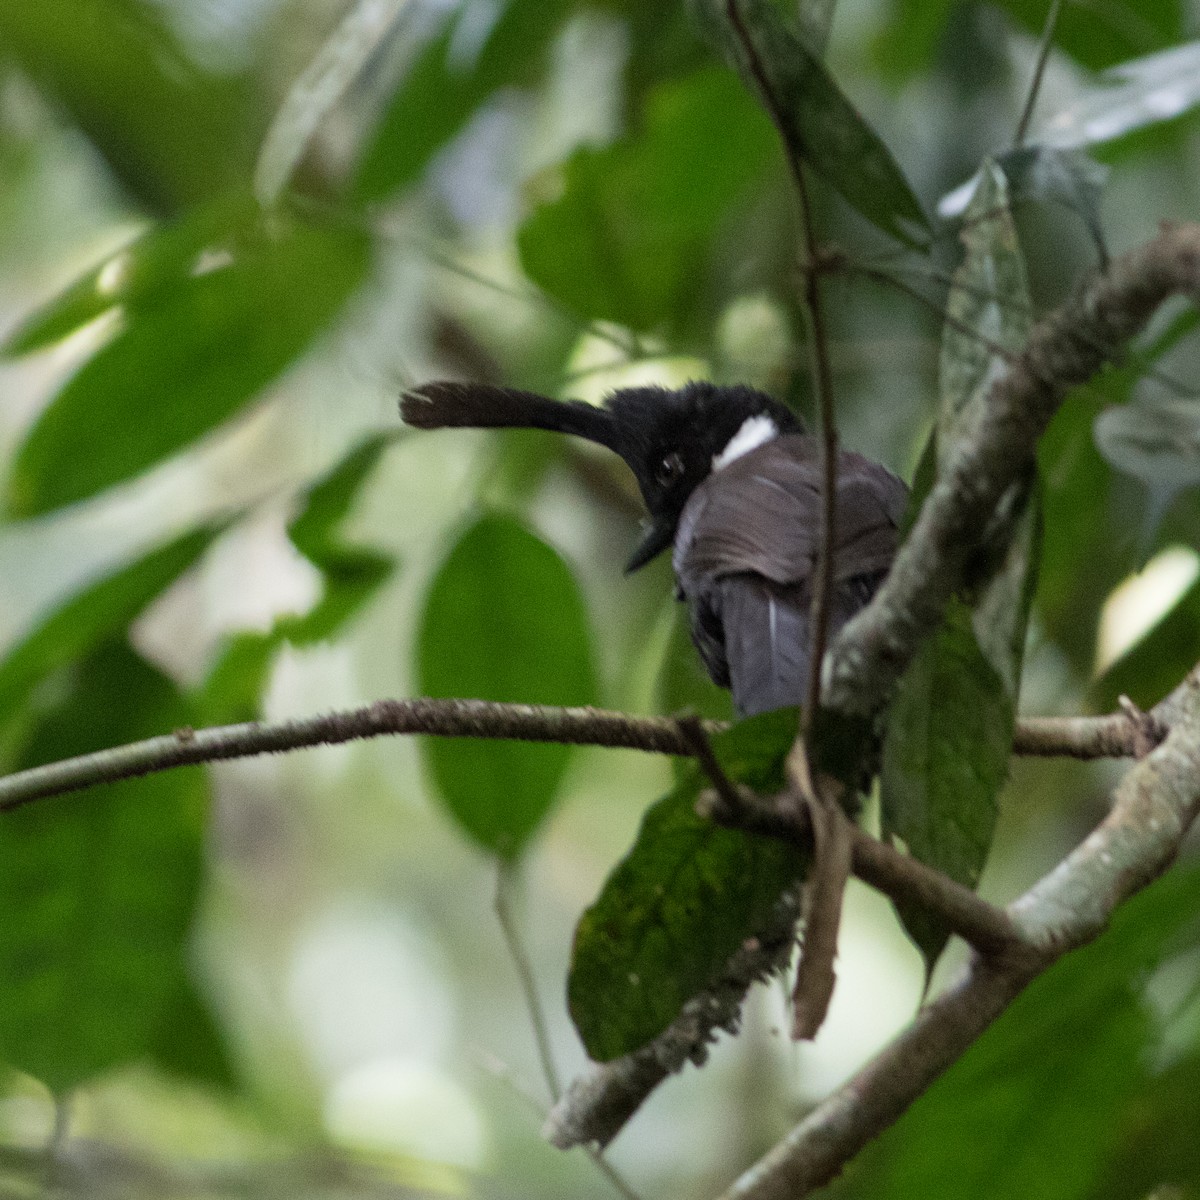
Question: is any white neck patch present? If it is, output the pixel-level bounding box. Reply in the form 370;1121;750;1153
712;414;779;471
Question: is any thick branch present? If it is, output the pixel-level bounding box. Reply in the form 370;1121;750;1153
826;222;1200;718
719;668;1200;1200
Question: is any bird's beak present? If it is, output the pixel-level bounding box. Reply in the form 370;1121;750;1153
624;515;675;573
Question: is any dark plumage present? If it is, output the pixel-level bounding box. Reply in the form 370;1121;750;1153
401;380;908;716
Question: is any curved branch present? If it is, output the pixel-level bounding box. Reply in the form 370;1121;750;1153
826;222;1200;718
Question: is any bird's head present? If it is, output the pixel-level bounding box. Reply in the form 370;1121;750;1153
400;380;802;572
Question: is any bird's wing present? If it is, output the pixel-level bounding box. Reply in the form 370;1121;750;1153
673;436;908;591
673;436;907;716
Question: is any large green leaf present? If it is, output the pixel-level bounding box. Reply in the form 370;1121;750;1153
568;709;803;1061
0;641;230;1093
691;0;930;246
882;162;1037;971
0;0;257;214
353;0;573;204
518;67;781;332
416;514;597;858
0;524;224;732
1;194;256;357
831;862;1200;1200
200;435;399;723
7;210;370;517
880;599;1015;968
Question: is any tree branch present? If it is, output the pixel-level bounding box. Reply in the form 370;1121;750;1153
718;666;1200;1200
0;698;701;813
1;696;1167;815
825;221;1200;719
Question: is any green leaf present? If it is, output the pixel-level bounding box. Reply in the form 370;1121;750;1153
353;0;573;204
518;67;781;332
417;514;597;858
832;862;1200;1200
0;524;224;732
201;435;399;723
693;0;930;246
1036;309;1199;675
2;194;258;357
938;147;1110;264
882;162;1037;971
0;0;256;214
1093;394;1200;546
7;211;371;517
879;600;1014;968
0;641;227;1093
568;709;803;1061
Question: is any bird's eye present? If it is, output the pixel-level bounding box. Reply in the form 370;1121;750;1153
654;450;685;488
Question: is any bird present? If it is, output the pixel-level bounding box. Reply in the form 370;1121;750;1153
401;380;908;717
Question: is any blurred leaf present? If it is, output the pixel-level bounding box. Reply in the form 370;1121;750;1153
2;194;257;357
832;862;1200;1200
1091;572;1200;713
875;0;1184;82
883;163;1035;970
518;67;780;332
1092;1050;1200;1200
354;0;573;204
569;709;803;1061
0;524;224;732
796;0;837;54
152;971;238;1091
7;212;371;517
0;0;257;214
0;641;227;1094
1093;395;1200;546
1037;309;1200;674
655;605;735;723
417;514;596;858
692;0;930;245
938;146;1109;264
201;435;398;723
256;0;411;207
1039;40;1200;149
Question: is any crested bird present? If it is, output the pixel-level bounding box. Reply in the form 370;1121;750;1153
401;380;908;717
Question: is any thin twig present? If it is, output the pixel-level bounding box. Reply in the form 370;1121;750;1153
495;863;561;1102
0;694;1176;816
1014;0;1064;146
0;699;706;813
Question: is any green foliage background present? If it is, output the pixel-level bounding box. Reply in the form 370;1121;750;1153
0;0;1199;1197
